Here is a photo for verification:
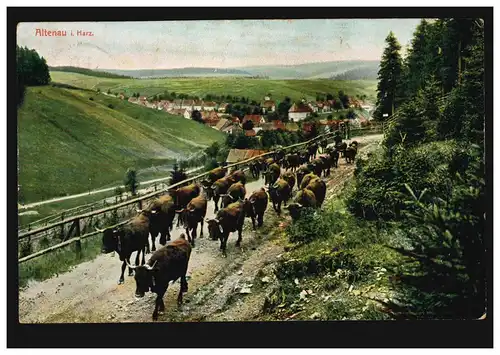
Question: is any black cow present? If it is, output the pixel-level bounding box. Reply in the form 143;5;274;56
98;214;149;285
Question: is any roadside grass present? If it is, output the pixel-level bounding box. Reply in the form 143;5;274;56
18;233;103;289
261;189;405;321
50;72;377;102
18;85;224;203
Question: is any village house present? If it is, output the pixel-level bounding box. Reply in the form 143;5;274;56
181;99;195;110
202;110;219;122
242;114;266;127
273;120;286;130
244;129;257;137
214;118;231;132
308;102;319;113
288;103;313;121
172;99;183;109
285;122;299;132
222;123;243;135
218;103;229;113
261;100;276;114
203;101;217;111
128;97;138;103
193;100;203;111
226;148;267;164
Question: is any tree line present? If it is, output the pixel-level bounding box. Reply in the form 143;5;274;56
16;45;51;107
353;18;485;319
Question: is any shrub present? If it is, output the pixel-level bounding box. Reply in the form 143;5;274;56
286;208;341;244
89;97;94;101
107;103;114;109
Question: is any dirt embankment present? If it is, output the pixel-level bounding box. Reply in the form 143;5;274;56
18;134;383;324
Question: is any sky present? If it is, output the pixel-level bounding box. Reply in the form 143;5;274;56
17;19;422;70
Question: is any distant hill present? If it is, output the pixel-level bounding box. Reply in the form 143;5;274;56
330;64;380;80
18;85;225;202
50;71;378;103
50;66;133;79
98;67;253;78
89;60;380;80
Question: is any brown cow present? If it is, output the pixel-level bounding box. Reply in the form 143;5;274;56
308;158;325;177
304;177;327;207
206;200;246;257
284;153;301;172
286;189;318;220
229;169;247;185
296;165;312;187
281;171;296;191
140;194;176;251
345;144;358;164
176;195;207;247
300;172;320;190
201;167;227;188
221;181;246;208
263;163;281;186
169;183;201;227
268;178;292;214
243;188;268;230
127;234;192;321
208;176;235;213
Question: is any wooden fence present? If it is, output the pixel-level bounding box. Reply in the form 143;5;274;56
18;130;347;263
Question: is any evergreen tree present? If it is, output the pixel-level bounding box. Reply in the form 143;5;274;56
169;162;187;186
374;32;404;121
124;169;139;196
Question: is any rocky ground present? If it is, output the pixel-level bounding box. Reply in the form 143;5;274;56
18;134;383;324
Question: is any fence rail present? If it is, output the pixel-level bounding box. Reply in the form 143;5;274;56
18;130;347;263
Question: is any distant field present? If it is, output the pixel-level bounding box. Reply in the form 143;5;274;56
18;85;225;203
50;72;377;102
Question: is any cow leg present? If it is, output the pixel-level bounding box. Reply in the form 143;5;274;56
132;252;140;274
277;201;282;215
251;216;256;230
191;225;197;247
152;287;167;321
258;213;264;227
235;228;243;247
214;197;219;213
220;233;229;257
119;260;127;284
141;247;146;265
178;275;188;306
200;219;204;238
150;232;156;253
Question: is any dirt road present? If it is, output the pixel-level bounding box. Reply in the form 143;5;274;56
18;134;382;324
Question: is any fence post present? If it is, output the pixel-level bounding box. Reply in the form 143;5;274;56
75;238;82;258
75;218;81;237
137;199;142;210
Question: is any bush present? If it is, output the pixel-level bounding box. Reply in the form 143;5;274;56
89;97;94;101
107;103;114;109
286;208;340;244
387;144;485;319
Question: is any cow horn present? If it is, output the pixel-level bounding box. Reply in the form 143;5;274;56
94;226;105;233
175;208;186;213
151;210;158;214
136;209;143;213
146;260;157;270
297;203;303;208
125;259;137;269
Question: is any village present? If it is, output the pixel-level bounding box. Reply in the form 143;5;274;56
105;90;375;137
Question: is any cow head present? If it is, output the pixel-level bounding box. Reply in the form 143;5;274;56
286;202;303;221
126;260;158;298
220;194;235;208
98;227;121;254
205;217;223;241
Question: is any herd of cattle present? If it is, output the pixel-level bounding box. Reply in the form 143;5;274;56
95;137;359;320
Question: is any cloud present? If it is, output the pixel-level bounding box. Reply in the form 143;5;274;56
17;19;421;69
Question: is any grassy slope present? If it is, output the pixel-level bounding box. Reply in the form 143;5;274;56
50;72;377;102
18;86;224;203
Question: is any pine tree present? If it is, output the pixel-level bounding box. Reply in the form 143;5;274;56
124;169;139;196
169;163;187;186
374;32;404;121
